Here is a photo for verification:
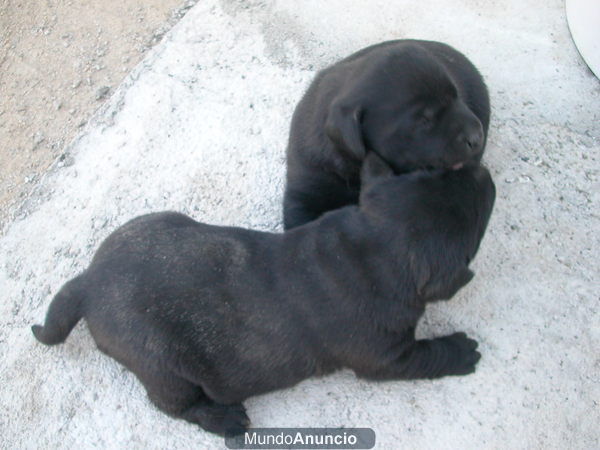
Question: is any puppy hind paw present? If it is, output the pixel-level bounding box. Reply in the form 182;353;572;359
185;402;250;437
221;404;251;437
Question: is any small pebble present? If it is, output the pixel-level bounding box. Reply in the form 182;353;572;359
95;86;110;100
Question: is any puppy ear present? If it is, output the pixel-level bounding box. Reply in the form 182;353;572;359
412;253;432;298
411;251;475;301
325;100;366;160
441;267;475;300
360;152;394;186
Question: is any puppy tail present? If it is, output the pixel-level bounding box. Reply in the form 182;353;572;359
32;274;87;346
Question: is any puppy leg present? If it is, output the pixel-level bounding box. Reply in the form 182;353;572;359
283;192;323;229
138;371;249;436
359;331;480;380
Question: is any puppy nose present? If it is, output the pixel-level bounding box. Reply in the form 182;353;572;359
458;127;483;154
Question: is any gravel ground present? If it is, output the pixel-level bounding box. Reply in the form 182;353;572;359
0;0;196;228
1;0;598;448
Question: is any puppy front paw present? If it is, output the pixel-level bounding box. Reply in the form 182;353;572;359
441;332;481;376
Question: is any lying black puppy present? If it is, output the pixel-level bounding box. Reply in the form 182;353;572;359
32;154;495;437
284;39;490;229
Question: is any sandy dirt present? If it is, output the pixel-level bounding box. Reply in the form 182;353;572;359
0;0;196;228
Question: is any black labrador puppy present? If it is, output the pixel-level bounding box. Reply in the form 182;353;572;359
33;154;495;437
284;39;490;229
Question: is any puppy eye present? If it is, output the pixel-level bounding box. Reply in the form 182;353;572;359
422;107;437;121
419;109;436;127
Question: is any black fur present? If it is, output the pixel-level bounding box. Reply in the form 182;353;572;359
283;39;490;229
33;155;495;436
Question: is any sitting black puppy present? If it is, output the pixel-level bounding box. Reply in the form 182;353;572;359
32;154;495;437
284;39;490;229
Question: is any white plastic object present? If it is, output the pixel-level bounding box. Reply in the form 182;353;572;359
566;0;600;79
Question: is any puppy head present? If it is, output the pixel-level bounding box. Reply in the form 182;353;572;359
360;153;496;300
326;44;485;171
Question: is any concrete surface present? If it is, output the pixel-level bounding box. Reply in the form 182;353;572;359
1;0;598;448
